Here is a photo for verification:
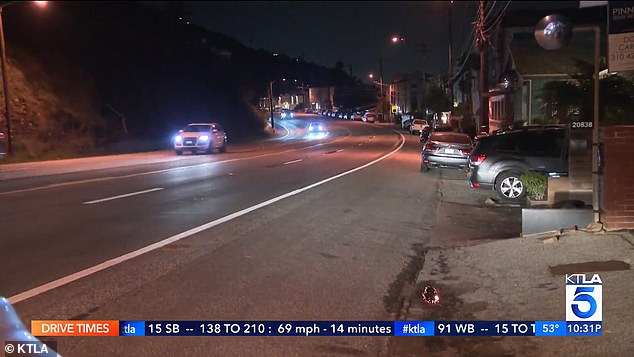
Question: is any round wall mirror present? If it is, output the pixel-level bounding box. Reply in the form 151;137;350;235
534;14;573;50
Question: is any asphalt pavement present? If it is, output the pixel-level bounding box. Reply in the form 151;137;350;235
3;117;628;356
389;174;634;356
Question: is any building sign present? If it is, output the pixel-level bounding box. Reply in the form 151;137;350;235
608;1;634;72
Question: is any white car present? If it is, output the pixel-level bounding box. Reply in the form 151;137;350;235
174;123;227;155
363;112;377;123
410;119;430;135
280;109;294;119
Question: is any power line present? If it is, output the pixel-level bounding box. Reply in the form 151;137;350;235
483;0;498;23
484;0;510;35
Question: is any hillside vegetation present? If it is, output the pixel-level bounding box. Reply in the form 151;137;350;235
1;2;364;161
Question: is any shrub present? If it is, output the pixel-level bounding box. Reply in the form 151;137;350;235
520;171;548;201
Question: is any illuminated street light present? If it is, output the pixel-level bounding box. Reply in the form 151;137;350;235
369;73;374;79
0;1;48;156
391;35;404;43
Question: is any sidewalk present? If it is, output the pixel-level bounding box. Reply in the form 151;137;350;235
392;208;634;355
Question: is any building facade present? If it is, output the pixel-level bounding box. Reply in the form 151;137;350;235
388;72;429;115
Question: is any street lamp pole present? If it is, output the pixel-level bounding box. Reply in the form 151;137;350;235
0;1;47;156
448;1;454;107
0;6;13;155
379;57;384;121
269;80;275;132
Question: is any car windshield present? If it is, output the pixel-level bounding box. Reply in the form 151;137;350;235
413;120;426;125
183;125;211;132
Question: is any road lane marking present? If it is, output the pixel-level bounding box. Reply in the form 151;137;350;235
82;188;164;205
282;159;303;165
7;131;404;304
324;149;344;155
277;121;291;139
0;131;353;197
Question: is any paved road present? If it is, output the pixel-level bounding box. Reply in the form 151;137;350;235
1;117;454;356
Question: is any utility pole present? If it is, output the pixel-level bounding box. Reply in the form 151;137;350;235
379;57;384;121
477;0;489;134
448;1;454;108
269;80;275;132
0;8;12;155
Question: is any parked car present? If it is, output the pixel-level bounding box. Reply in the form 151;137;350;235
174;123;227;155
363;112;377;123
433;124;454;132
467;126;568;202
353;112;363;121
420;132;473;172
410;119;430;135
280;109;294;119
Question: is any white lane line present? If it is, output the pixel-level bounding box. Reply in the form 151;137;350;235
282;159;303;165
7;131;404;304
0;132;352;197
82;188;164;205
277;121;291;139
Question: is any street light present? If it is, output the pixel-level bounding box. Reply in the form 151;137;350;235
0;1;47;156
391;35;404;43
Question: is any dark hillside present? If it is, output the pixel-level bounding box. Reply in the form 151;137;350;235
1;1;369;160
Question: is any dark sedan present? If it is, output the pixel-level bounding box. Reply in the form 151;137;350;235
420;132;473;172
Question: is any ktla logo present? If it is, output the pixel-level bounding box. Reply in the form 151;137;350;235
566;274;602;321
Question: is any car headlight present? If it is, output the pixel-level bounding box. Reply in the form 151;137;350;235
174;135;182;143
199;135;209;142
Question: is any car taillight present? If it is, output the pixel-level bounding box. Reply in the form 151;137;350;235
462;149;472;155
470;153;487;165
424;143;435;151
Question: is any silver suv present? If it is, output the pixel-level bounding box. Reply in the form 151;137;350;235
467;127;568;202
174;123;227;155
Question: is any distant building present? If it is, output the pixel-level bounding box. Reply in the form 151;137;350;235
387;72;431;115
308;86;335;111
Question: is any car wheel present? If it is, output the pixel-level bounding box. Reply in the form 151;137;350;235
495;171;526;201
220;142;227;153
175;149;182;155
419;163;429;172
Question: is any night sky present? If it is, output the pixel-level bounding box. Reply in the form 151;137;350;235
154;1;580;81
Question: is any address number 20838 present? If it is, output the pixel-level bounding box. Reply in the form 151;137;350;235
571;121;593;129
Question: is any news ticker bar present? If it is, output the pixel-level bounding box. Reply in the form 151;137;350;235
30;320;602;337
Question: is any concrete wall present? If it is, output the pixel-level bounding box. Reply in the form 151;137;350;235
602;126;634;229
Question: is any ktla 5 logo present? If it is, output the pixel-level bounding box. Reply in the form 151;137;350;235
565;274;602;321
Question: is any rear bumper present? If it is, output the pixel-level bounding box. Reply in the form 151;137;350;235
467;168;494;189
423;154;469;169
